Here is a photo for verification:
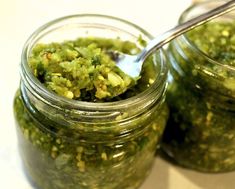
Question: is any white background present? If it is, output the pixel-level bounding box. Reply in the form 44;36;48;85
1;0;235;188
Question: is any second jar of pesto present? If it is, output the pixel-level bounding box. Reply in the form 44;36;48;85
162;0;235;172
14;14;169;189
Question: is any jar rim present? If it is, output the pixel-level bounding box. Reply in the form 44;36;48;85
178;0;235;72
21;14;168;112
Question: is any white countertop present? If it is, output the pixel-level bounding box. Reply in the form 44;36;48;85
1;0;235;188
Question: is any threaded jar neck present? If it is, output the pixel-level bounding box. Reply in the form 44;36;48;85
20;14;168;138
178;0;235;75
168;1;235;111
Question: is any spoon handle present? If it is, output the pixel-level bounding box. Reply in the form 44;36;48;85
137;0;235;63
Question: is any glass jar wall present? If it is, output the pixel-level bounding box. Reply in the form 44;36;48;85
162;1;235;172
14;14;169;189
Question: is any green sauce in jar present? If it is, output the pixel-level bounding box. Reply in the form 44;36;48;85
187;21;235;67
162;2;235;173
14;15;169;189
28;37;143;101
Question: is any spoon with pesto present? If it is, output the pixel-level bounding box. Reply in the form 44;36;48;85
113;0;235;78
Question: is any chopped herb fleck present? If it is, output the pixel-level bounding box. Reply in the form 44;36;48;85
163;21;235;172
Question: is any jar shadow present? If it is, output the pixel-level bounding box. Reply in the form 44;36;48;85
140;151;170;189
160;150;235;189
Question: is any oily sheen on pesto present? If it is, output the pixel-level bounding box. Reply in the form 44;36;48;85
14;35;168;189
28;37;142;101
162;20;235;172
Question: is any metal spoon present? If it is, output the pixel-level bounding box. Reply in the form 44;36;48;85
113;0;235;78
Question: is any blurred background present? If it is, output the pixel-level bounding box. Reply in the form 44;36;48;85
2;0;235;189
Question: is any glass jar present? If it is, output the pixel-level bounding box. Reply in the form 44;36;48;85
13;14;169;189
162;1;235;172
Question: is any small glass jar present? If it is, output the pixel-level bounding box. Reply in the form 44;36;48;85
162;1;235;172
13;14;169;189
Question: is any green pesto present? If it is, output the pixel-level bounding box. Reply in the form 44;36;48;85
14;37;169;188
28;37;142;101
187;21;235;67
162;21;235;172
